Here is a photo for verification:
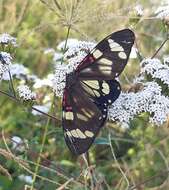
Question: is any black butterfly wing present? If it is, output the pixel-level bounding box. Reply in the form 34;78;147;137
62;29;135;155
62;82;105;155
62;80;121;155
76;29;135;80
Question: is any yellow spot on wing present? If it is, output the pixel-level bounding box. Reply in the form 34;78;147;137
65;111;74;120
118;52;127;59
85;130;94;138
108;39;124;51
77;113;88;121
66;131;72;137
102;82;110;94
81;108;94;118
83;80;99;89
93;49;103;59
76;129;86;139
99;58;112;66
71;130;79;138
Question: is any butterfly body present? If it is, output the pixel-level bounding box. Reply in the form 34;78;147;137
62;29;135;155
65;72;78;89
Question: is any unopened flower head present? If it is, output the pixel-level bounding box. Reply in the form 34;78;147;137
17;85;36;101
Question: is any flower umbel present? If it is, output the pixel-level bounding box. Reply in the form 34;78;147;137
0;51;12;80
17;85;36;101
0;33;17;47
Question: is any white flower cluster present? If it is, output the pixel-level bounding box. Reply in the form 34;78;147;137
18;174;33;184
109;81;169;125
134;4;143;16
17;85;36;101
141;58;169;87
52;39;95;97
11;136;28;152
52;63;67;97
2;63;29;80
0;51;12;80
33;74;53;89
0;33;17;47
155;5;169;19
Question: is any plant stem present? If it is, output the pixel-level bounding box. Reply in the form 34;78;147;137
60;25;71;65
0;89;60;122
30;23;71;189
30;112;52;190
8;70;16;97
151;38;168;59
109;134;130;190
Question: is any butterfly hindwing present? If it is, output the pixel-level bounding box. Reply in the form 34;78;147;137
62;82;105;155
81;79;121;106
62;80;121;155
76;29;135;80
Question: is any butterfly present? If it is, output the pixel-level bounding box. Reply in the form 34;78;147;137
62;29;135;155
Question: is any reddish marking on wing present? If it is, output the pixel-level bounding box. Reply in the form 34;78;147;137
63;90;73;111
66;106;72;111
76;54;96;72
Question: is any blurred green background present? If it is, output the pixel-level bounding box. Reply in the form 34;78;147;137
1;0;169;189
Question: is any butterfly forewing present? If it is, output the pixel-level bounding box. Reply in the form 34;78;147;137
62;82;105;155
77;29;135;80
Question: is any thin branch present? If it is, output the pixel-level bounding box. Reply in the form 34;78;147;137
8;70;16;97
128;169;169;190
0;89;60;122
30;108;52;190
53;0;61;10
151;38;168;59
109;134;130;190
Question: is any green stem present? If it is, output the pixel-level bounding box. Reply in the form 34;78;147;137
0;89;60;122
8;70;16;97
30;103;53;190
30;25;71;189
60;25;71;65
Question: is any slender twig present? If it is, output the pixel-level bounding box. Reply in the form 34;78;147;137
0;89;60;122
53;0;61;10
128;169;169;190
82;154;95;189
60;25;71;65
12;0;29;33
151;38;168;59
8;70;16;97
30;110;52;190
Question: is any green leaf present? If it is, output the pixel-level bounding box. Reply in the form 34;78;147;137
94;137;109;145
0;175;12;190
